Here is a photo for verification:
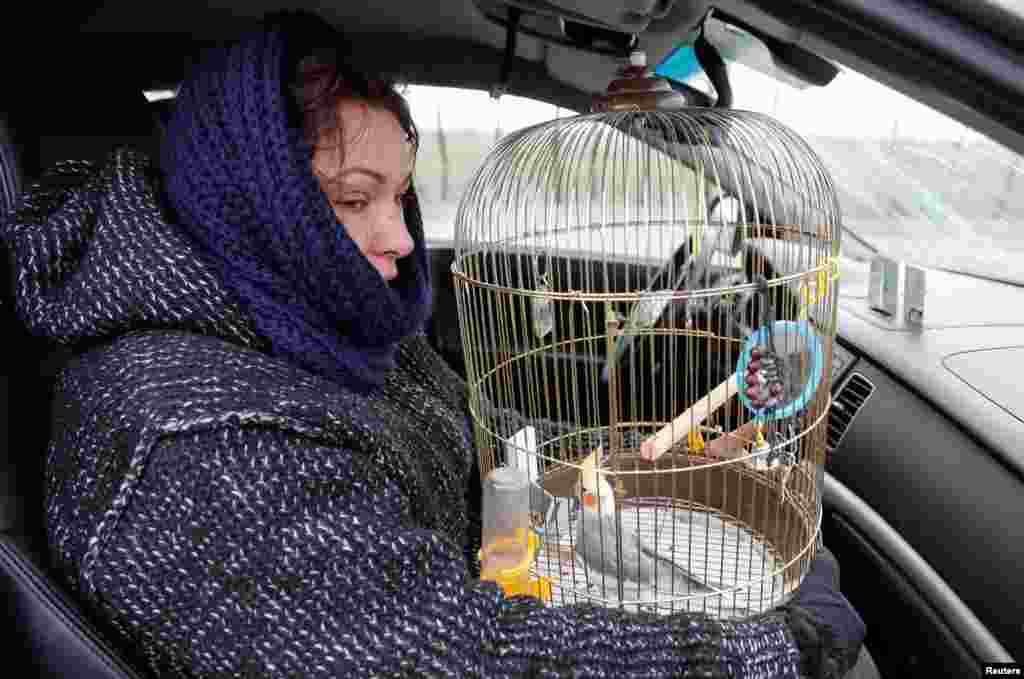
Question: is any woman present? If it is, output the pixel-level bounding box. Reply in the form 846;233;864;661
3;10;872;679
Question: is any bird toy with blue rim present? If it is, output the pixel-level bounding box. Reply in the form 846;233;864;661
640;277;825;462
736;319;824;423
738;276;824;423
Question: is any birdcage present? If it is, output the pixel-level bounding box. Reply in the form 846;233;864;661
454;51;840;619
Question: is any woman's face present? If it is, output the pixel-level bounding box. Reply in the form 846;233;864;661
312;100;415;282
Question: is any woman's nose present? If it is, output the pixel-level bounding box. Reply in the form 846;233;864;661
378;205;415;260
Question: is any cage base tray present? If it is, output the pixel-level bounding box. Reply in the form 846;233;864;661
533;499;792;618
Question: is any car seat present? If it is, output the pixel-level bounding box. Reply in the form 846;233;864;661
0;83;163;679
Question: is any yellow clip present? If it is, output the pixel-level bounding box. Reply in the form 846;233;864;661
688;429;705;452
799;257;840;319
754;425;767;449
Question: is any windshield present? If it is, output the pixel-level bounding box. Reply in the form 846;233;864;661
407;41;1024;290
658;35;1024;290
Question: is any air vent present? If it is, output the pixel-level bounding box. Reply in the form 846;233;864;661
827;372;875;453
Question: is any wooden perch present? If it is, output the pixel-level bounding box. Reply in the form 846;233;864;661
639;373;739;461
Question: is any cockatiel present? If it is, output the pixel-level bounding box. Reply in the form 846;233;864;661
574;448;711;601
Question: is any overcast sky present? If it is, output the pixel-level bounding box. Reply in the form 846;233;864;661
403;61;979;143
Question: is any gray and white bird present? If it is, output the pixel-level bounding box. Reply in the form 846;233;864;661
574;449;712;603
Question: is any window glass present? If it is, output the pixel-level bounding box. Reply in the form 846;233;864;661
659;31;1024;290
409;62;1024;291
406;85;715;264
404;86;570;245
730;61;1024;290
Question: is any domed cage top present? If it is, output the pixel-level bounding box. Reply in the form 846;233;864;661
452;103;841;618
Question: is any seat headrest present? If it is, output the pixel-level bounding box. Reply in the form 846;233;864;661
11;82;162;180
44;82;157;136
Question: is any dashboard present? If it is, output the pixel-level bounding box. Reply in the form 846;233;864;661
822;267;1024;671
836;267;1024;476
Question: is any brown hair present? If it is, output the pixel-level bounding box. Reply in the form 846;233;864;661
293;51;419;178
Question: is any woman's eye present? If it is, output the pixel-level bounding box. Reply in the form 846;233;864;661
335;198;368;211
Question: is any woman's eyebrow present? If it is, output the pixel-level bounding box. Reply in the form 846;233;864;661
337;167;386;184
336;168;413;187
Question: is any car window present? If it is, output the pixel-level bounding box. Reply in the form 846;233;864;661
405;86;569;245
659;35;1024;290
413;48;1024;293
407;85;719;264
733;62;1024;290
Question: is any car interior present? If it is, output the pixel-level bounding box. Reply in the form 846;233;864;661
2;2;1022;678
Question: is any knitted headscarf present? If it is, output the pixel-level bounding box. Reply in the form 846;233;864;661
160;13;431;393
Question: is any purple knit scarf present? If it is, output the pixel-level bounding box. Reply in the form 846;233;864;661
160;22;431;393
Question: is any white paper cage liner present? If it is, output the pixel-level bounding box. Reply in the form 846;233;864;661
532;499;796;618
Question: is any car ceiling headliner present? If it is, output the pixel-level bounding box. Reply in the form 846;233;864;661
4;1;1024;154
10;1;709;110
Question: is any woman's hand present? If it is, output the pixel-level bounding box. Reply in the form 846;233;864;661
786;548;868;678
